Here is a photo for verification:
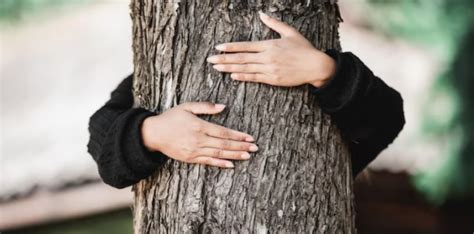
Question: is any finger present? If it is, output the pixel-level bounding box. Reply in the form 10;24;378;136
192;156;234;168
215;40;273;52
207;53;263;64
201;136;259;152
230;73;271;84
259;11;298;37
204;121;254;142
197;148;251;160
213;64;267;73
180;102;225;115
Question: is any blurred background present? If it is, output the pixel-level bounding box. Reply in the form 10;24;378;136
0;0;472;233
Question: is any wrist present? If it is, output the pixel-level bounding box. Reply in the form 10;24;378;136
141;116;159;152
308;51;336;88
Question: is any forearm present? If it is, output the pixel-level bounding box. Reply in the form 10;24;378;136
310;50;405;176
87;74;168;188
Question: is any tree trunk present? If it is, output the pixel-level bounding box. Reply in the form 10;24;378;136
130;0;354;233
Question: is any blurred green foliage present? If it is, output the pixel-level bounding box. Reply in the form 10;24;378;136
366;0;472;59
0;0;91;23
418;24;474;203
365;0;474;203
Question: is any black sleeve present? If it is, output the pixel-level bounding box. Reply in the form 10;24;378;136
87;74;169;188
309;49;405;177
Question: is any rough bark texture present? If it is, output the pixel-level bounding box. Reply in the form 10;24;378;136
130;0;354;233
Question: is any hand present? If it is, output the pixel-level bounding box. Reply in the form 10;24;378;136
207;11;336;88
141;102;258;168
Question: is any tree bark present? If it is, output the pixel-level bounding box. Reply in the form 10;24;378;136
130;0;354;233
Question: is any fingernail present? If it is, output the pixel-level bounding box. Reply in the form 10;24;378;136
213;64;221;70
230;73;237;79
215;104;226;109
241;152;251;159
245;136;254;142
207;56;217;63
226;162;235;168
249;144;259;152
215;44;225;50
259;10;269;19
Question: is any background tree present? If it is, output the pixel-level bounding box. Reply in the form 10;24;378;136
130;0;354;232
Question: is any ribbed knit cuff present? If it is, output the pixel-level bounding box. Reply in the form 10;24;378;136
309;49;359;113
121;108;169;177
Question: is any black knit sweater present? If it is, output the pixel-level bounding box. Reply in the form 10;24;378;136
87;50;405;188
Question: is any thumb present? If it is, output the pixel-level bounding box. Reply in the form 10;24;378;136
180;102;226;115
258;11;298;37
